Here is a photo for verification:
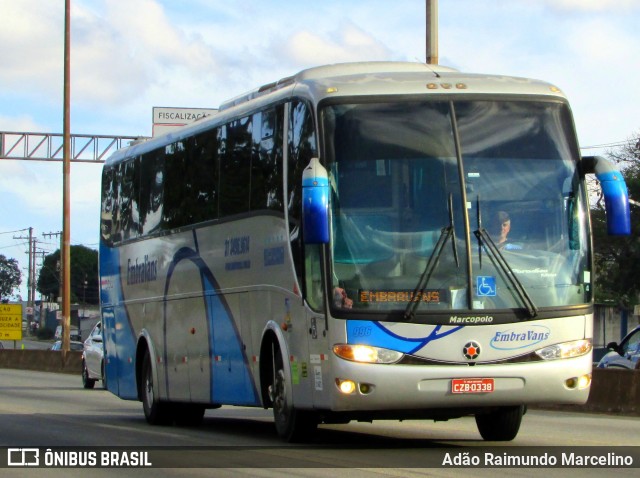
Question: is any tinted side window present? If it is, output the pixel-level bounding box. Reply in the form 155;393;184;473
100;166;116;244
117;158;140;241
139;150;164;236
288;100;318;288
251;107;284;212
162;140;189;229
288;100;317;220
188;128;219;224
220;117;252;217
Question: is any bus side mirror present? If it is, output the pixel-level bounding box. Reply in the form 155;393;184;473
302;158;330;244
582;155;631;235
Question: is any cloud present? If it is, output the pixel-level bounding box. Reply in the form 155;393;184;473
278;21;393;69
0;162;60;218
546;0;639;12
0;1;63;99
0;115;46;133
70;0;221;106
0;0;222;111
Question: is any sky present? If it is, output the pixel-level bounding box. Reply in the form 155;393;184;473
0;0;639;301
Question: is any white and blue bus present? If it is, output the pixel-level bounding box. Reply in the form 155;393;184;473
99;62;630;441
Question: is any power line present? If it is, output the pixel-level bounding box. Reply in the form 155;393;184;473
581;141;629;150
0;242;29;250
0;228;30;235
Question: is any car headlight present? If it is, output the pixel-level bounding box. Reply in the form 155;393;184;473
333;344;404;364
535;339;592;361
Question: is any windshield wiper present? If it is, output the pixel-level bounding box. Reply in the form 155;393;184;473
474;228;538;318
403;226;452;321
404;195;459;321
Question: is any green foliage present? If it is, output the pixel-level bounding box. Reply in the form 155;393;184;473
0;254;22;300
36;245;99;304
592;134;640;307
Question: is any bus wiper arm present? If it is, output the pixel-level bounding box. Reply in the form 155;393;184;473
447;193;460;269
474;228;538;318
404;225;453;321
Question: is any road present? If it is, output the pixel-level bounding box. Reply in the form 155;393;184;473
1;337;54;351
0;369;638;477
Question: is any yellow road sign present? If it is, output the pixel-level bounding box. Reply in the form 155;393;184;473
0;304;23;340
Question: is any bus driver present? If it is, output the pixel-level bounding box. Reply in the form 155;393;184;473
490;211;522;251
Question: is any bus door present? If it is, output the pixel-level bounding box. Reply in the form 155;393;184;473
306;307;330;408
302;244;331;409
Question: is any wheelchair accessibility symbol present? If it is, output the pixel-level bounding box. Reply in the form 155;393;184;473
477;276;496;297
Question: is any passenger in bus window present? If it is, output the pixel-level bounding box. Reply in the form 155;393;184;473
333;287;353;309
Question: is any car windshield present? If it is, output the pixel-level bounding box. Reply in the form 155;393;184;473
322;99;590;318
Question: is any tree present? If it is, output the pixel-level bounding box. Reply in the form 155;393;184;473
37;245;99;305
0;254;21;301
591;132;640;307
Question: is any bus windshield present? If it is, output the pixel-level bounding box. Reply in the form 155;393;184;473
322;99;590;316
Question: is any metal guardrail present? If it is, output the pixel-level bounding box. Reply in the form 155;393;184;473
0;131;148;163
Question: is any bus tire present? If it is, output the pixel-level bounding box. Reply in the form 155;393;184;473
475;405;525;441
82;360;96;389
270;349;317;442
141;351;173;425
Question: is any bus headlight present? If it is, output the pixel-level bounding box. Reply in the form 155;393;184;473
535;339;592;361
333;344;404;364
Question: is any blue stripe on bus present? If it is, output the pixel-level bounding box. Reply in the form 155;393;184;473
202;275;260;405
346;320;463;355
102;241;260;406
100;244;138;399
164;247;259;406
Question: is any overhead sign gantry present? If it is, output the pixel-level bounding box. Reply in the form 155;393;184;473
0;132;145;163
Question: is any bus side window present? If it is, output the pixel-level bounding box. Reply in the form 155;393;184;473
251;107;284;212
220;117;252;217
305;245;324;312
288;99;318;300
116;157;140;242
101;166;116;244
162;140;190;229
139;150;164;236
188;129;219;224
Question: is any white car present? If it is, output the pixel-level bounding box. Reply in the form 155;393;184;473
82;322;105;389
598;325;640;370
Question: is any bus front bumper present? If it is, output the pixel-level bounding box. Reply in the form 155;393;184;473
326;354;592;414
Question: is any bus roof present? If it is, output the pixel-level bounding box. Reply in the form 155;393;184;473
105;61;567;166
220;61;566;110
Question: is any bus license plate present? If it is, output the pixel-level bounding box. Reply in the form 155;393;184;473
451;378;494;394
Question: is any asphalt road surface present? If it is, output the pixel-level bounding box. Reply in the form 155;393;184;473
0;369;638;477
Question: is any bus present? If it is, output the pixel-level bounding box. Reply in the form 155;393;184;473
99;61;631;442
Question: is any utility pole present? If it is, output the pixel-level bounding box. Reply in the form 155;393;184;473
13;227;35;316
62;0;72;355
42;231;64;308
43;231;63;326
33;249;49;325
426;0;439;65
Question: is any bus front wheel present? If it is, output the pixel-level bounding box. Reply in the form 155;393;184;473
475;405;525;441
141;351;173;425
269;349;317;442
